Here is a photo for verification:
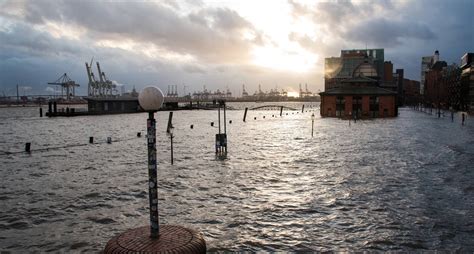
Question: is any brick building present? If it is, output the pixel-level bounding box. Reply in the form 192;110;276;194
320;59;397;118
460;53;474;113
424;60;448;108
402;79;421;106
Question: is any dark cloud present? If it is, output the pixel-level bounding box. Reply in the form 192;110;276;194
3;1;261;65
345;18;436;47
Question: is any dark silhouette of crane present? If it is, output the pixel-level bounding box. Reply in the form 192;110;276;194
48;73;79;100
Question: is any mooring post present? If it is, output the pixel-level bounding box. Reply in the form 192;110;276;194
302;105;305;113
39;108;43;117
89;137;94;144
243;107;248;122
280;106;283;117
25;142;31;153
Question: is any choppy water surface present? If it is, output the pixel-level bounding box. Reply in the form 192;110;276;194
0;103;473;252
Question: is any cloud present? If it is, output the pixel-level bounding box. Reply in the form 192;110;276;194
345;18;436;47
3;1;262;65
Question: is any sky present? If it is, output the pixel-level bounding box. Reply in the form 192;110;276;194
0;0;473;97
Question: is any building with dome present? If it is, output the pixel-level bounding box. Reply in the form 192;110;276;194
320;49;398;118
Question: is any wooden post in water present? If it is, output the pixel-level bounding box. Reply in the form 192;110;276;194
39;108;43;117
280;106;283;116
243;107;248;122
53;101;57;114
25;142;31;152
302;105;305;113
48;102;52;115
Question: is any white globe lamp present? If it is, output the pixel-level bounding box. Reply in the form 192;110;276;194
138;86;164;111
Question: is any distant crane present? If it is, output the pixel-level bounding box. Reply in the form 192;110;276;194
48;73;79;100
85;59;117;97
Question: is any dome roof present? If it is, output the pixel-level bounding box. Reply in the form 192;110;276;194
353;61;378;78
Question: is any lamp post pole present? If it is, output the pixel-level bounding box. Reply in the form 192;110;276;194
147;111;159;238
139;86;165;239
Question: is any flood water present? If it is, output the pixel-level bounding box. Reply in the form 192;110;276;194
0;103;473;252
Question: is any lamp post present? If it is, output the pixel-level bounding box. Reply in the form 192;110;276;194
138;86;164;239
103;86;206;253
311;113;315;137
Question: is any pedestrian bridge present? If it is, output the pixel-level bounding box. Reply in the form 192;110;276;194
250;105;298;110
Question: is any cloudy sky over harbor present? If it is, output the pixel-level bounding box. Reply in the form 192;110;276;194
0;0;473;96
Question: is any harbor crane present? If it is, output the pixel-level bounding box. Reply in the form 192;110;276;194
47;73;79;100
85;59;118;97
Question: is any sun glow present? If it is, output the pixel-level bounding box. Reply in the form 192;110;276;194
287;91;299;97
252;46;318;73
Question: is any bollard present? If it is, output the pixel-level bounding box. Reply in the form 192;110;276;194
39;108;43;117
137;132;141;137
190;124;194;129
211;122;214;127
89;137;94;144
107;137;112;144
25;142;31;152
243;107;248;122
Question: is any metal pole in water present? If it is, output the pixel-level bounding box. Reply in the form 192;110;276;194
167;112;174;165
223;101;226;134
170;133;174;165
243;107;248;122
218;105;221;134
147;111;159;238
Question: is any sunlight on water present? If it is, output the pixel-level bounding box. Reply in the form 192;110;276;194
0;103;473;252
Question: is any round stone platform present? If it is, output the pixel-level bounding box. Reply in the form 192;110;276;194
104;225;206;253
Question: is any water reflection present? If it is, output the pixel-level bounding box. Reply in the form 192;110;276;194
0;104;473;252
